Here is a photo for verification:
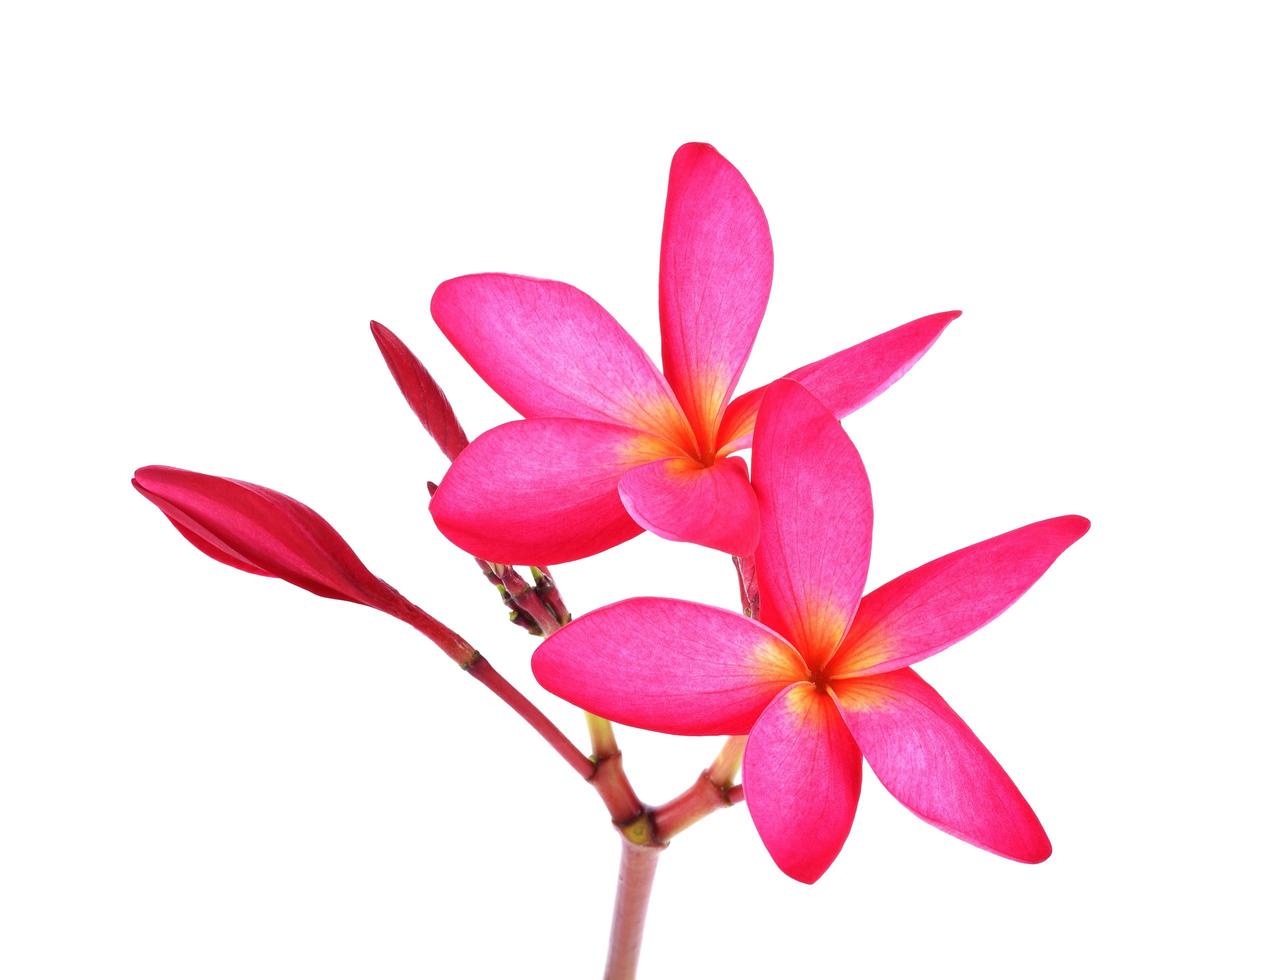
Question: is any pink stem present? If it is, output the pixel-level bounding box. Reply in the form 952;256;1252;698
652;773;741;841
464;656;594;780
591;752;645;827
531;565;571;626
395;595;482;666
495;564;559;635
397;597;593;780
604;838;662;980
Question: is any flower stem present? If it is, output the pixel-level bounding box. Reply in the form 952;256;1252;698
396;598;586;774
708;735;747;788
733;553;760;619
418;526;641;822
586;712;619;758
531;565;571;626
590;752;644;827
501;565;634;818
604;837;662;980
650;736;747;841
494;563;560;635
653;775;739;841
464;655;594;779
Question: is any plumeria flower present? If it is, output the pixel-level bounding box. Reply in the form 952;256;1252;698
429;142;959;564
533;381;1089;882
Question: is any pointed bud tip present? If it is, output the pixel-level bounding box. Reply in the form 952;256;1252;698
370;320;395;349
132;464;176;496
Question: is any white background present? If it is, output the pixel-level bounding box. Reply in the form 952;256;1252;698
3;2;1261;977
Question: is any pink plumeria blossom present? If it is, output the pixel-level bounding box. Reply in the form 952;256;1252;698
429;142;959;564
533;381;1089;882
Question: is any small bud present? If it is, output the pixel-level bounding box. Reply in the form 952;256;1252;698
371;321;470;461
130;464;482;659
133;465;479;665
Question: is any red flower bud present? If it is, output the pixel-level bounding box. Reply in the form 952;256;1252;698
370;320;469;461
132;465;476;663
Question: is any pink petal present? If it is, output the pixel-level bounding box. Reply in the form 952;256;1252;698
831;516;1091;677
617;455;760;556
717;311;960;453
659;143;773;450
836;668;1051;863
752;381;873;668
431;274;694;449
132;465;411;618
532;598;807;736
370;320;469;461
744;683;862;883
429;418;677;565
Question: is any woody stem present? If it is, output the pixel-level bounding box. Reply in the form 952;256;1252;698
604;838;661;980
602;736;749;977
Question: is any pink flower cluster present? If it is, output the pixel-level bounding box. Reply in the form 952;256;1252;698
134;143;1087;886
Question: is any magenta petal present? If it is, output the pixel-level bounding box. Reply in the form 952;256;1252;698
837;668;1051;863
752;381;873;667
832;516;1091;677
717;311;960;453
617;456;760;556
744;684;862;883
429;418;672;565
431;273;693;446
370;320;469;461
132;465;410;617
532;598;806;736
659;143;773;446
